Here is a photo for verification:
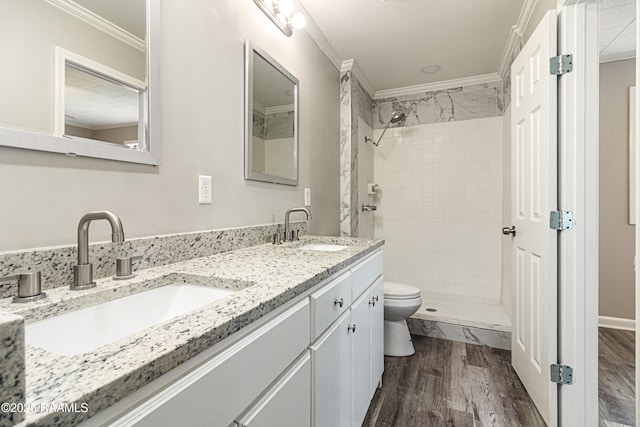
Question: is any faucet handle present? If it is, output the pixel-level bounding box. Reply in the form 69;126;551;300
1;271;46;303
114;255;143;280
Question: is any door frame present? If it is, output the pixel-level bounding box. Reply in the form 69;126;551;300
555;0;599;425
636;1;640;423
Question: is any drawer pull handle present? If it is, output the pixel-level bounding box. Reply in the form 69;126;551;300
369;295;380;306
348;324;356;333
373;295;379;302
334;298;344;308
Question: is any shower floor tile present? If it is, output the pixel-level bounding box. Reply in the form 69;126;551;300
413;292;511;332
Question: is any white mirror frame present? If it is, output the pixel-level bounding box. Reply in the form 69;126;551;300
0;0;161;166
244;38;299;186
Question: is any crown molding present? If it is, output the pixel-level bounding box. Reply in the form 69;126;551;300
341;59;376;99
46;0;145;52
291;0;342;70
599;51;636;63
265;104;295;114
253;102;266;115
497;0;538;80
373;73;502;100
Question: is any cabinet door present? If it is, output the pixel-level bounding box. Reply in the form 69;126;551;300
350;290;372;427
310;272;352;340
350;250;383;301
113;300;310;427
310;311;351;427
235;351;311;427
370;276;384;396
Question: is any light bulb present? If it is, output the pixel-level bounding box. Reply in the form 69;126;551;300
291;12;306;29
278;0;294;16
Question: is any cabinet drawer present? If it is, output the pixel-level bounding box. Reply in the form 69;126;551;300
114;299;310;427
310;272;351;340
351;250;383;301
235;351;311;427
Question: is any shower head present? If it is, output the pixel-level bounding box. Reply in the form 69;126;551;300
364;111;408;147
390;112;407;124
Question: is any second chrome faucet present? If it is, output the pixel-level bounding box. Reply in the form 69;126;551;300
284;207;312;242
72;211;125;290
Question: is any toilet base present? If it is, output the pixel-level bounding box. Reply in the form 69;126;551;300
384;319;415;357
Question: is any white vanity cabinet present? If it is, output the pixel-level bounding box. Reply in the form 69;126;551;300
87;249;383;427
107;300;310;427
309;311;352;427
310;250;384;427
234;351;312;427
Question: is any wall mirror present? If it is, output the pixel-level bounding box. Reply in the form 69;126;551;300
244;39;299;186
0;0;160;165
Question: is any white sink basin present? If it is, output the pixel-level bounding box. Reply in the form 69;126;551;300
25;284;235;356
298;243;348;252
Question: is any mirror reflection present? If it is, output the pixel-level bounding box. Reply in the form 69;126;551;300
63;59;144;149
0;0;148;151
245;40;298;186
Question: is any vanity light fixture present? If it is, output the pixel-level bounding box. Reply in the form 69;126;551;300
253;0;306;37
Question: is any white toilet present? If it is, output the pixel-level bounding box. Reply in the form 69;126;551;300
383;281;422;357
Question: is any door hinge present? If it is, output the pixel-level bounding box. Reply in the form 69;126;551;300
550;364;573;385
550;54;573;75
550;210;573;230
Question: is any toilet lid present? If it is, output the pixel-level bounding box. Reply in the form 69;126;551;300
384;282;421;300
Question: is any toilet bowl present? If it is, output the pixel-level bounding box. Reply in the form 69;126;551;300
384;282;422;357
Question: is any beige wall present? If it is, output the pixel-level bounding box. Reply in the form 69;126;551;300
599;59;636;320
0;0;340;251
523;0;557;43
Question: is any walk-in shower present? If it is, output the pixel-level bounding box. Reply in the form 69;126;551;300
365;111;407;146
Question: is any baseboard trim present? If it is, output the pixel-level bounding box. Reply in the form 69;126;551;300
598;316;636;331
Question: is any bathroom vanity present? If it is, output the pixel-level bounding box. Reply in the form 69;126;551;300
0;234;383;427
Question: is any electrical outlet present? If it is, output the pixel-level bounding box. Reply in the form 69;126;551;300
199;175;212;204
304;188;311;206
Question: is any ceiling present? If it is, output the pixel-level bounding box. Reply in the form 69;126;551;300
65;66;139;130
599;0;636;62
298;0;637;94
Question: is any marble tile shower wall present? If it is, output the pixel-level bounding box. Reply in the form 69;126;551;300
339;69;376;237
340;70;361;237
373;117;504;300
252;110;294;139
0;222;306;300
373;81;504;129
265;111;294;139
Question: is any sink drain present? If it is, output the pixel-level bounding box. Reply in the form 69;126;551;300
425;308;437;312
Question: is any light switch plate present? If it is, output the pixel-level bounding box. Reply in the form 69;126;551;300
199;175;212;204
304;188;311;206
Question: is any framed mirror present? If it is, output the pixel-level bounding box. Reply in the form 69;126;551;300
0;0;160;165
244;39;299;186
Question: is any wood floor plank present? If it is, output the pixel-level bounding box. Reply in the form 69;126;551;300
598;327;635;427
364;335;545;427
365;328;635;427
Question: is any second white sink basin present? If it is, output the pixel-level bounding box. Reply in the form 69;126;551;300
298;243;348;252
26;283;235;356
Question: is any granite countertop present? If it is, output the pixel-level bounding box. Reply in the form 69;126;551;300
2;236;383;427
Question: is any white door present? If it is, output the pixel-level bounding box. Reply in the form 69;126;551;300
510;9;558;426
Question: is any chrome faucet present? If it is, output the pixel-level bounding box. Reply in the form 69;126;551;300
284;207;312;242
72;211;125;290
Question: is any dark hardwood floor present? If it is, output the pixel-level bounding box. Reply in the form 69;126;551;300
363;335;545;426
599;327;635;427
363;329;637;427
